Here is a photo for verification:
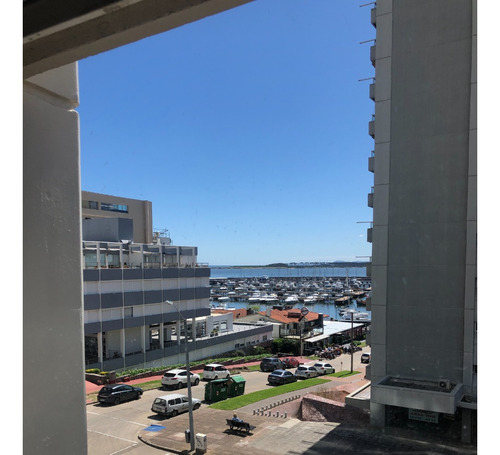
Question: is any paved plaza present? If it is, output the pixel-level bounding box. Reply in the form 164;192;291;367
139;405;476;455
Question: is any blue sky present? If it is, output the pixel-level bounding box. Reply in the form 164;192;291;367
77;0;376;265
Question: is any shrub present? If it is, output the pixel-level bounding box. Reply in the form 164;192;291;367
86;368;100;374
253;345;267;355
272;338;299;355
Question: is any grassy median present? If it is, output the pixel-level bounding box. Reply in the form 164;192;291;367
329;370;361;378
208;377;330;410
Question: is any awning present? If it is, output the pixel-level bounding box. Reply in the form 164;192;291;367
305;333;330;343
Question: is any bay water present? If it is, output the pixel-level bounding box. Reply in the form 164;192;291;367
209;265;370;321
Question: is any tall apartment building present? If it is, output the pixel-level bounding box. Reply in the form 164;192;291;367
366;0;477;443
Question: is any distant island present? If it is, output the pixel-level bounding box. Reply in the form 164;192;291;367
211;261;369;269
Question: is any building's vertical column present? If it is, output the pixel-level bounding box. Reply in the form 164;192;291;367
23;63;87;454
159;322;165;347
461;0;477;444
121;328;126;358
462;0;477;394
141;324;147;354
369;0;393;428
98;332;104;364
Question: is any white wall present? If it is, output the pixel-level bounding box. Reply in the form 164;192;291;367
107;330;123;357
24;63;87;454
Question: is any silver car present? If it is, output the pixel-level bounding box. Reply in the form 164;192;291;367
313;362;335;375
295;365;320;379
151;393;201;417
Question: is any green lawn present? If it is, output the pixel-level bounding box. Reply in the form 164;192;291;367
328;370;361;378
208;377;330;410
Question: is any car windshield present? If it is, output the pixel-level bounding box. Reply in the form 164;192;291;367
204;366;214;371
297;367;307;371
163;373;176;377
153;398;166;405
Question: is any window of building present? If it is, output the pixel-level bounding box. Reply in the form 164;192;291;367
149;324;160;350
100;202;129;213
124;307;133;318
196;321;206;337
107;252;120;268
84;251;97;268
82;200;98;210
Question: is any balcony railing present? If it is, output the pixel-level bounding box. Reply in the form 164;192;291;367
368;151;375;172
368;187;374;208
370;45;376;67
83;262;209;270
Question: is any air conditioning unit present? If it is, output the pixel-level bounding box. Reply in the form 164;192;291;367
438;379;451;390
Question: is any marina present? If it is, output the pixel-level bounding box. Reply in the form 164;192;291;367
209;272;372;322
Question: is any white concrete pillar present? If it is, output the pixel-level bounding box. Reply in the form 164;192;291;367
121;328;126;357
142;325;147;352
23;63;87;454
160;322;165;347
98;332;103;363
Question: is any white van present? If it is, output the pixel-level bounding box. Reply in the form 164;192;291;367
151;393;201;417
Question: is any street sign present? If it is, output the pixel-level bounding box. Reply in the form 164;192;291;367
301;306;309;316
409;408;439;423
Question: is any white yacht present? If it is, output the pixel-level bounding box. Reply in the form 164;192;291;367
340;311;370;322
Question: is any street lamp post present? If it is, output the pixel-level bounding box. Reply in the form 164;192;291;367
165;300;195;451
346;309;355;373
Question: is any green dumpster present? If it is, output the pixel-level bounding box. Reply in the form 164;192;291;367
204;378;229;402
228;375;246;397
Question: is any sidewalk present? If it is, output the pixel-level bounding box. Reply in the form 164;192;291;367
138;381;476;455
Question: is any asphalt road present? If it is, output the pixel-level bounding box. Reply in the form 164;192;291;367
86;350;369;454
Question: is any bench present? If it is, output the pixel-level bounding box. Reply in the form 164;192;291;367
225;418;256;434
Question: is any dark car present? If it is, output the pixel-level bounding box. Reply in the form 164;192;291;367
361;352;371;364
260;357;285;372
98;383;143;405
268;369;298;386
282;357;300;368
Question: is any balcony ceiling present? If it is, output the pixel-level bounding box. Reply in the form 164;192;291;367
23;0;252;78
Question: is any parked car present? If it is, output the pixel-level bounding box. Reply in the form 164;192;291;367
361;352;371;364
313;362;335;375
295;365;320;379
97;384;143;405
151;393;201;417
268;369;298;386
202;363;231;380
161;369;201;389
260;357;286;372
281;357;300;368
